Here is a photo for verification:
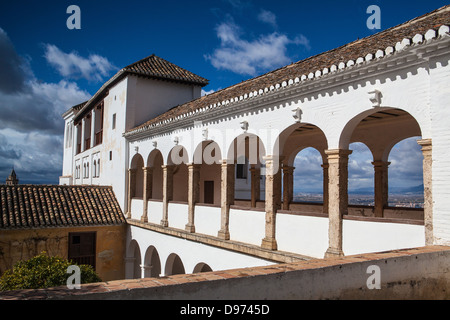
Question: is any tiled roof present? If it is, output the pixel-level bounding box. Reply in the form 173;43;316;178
127;4;450;134
71;55;209;122
124;54;209;87
0;185;126;230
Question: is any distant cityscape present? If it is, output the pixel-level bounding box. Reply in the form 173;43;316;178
293;191;424;208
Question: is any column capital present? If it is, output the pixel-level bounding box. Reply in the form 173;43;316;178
325;149;353;158
371;160;391;167
417;139;432;156
187;163;201;170
220;159;235;166
282;165;295;174
417;138;432;147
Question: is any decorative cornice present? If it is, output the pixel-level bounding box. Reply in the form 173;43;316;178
124;24;449;141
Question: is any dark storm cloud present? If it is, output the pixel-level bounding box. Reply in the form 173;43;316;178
0;28;27;94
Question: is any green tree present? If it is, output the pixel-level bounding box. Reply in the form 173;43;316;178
0;252;101;291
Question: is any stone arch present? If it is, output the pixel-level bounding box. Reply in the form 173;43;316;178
292;146;324;200
147;149;164;200
275;123;328;211
339;107;422;151
274;122;329;162
226;133;266;202
130;153;144;198
347;142;375;205
226;133;266;166
339;108;424;218
164;253;185;276
127;240;142;279
193;141;222;204
167;146;189;202
143;245;161;278
193;262;213;273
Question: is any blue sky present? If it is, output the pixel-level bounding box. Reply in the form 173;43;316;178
0;0;445;189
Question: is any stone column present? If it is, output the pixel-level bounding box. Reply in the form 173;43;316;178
372;160;390;218
218;160;235;240
261;155;282;250
417;139;433;245
282;165;294;210
322;163;329;214
324;149;352;258
186;163;200;233
250;164;261;208
126;168;136;219
141;167;153;223
161;165;174;227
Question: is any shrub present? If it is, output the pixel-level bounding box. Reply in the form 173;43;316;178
0;252;102;291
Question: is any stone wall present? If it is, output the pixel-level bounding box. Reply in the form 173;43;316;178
1;245;449;300
0;225;126;282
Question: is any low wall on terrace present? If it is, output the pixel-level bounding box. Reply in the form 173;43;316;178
1;246;449;300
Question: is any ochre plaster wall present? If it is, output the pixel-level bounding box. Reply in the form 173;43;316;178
0;225;126;282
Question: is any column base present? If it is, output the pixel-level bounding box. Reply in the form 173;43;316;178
126;211;132;219
217;229;230;240
140;216;148;223
160;219;168;227
185;223;196;233
261;237;278;251
324;247;344;258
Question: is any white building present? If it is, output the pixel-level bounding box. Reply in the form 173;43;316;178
60;6;450;279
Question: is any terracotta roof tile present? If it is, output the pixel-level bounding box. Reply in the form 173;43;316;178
128;5;450;134
0;185;125;229
124;54;209;87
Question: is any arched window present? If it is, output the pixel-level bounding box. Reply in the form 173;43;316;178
97;159;100;177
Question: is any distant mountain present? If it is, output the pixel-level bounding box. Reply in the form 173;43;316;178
389;184;424;194
295;184;424;196
348;184;424;195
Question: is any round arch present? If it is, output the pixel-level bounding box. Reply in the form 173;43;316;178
193;262;213;273
143;246;161;278
147;149;164;200
127;240;142;279
226;133;266;165
193;140;222;205
274;122;328;161
130;153;144;198
167;145;189;166
339;107;422;152
164;253;185;276
193;140;222;165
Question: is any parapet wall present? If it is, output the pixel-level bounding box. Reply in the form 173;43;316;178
1;246;449;300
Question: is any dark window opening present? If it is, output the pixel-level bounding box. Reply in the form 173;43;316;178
68;232;96;270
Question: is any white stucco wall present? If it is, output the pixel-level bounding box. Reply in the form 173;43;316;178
343;219;425;255
126;225;275;279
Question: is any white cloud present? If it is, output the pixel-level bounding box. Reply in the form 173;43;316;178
201;88;219;96
0;29;91;184
44;44;116;82
258;9;277;28
205;19;310;76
